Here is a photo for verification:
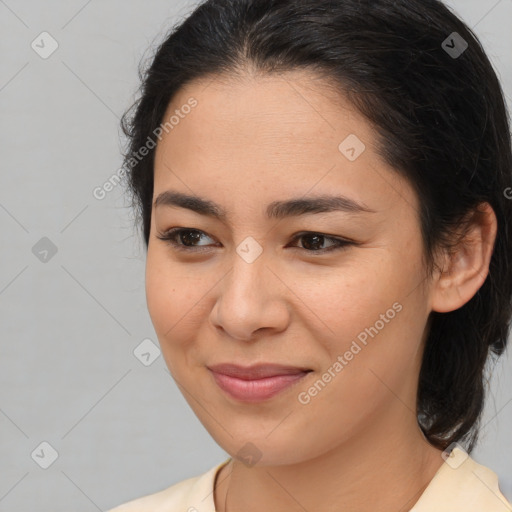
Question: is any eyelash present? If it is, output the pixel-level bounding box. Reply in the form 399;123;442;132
156;228;354;255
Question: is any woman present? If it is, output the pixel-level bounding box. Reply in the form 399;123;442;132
108;0;512;510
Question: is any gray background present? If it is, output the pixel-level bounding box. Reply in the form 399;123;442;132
0;0;511;510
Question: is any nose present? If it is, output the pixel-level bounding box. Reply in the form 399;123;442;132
209;252;290;341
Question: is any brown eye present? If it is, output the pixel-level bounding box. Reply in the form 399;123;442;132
156;228;218;252
288;232;352;253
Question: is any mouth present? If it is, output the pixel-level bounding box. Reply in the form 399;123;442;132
207;363;313;402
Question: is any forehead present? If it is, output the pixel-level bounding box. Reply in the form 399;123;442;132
161;70;366;150
153;71;419;219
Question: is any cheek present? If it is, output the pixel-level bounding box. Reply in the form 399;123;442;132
301;252;426;385
145;251;171;329
145;249;214;362
292;303;423;445
145;260;188;377
294;257;399;343
314;297;426;431
145;250;188;348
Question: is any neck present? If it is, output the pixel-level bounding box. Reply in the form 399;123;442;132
215;407;444;512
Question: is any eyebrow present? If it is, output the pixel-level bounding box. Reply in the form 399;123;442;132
153;190;377;220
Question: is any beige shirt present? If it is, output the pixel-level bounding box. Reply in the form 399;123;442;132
107;447;511;511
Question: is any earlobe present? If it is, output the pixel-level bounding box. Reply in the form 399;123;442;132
430;202;497;314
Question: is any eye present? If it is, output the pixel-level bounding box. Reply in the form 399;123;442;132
287;232;353;253
156;228;354;254
156;228;218;253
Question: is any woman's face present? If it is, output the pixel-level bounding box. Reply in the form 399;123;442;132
146;70;435;465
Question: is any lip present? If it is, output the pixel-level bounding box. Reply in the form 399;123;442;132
207;363;312;402
208;363;312;379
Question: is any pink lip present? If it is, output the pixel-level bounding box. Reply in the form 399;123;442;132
207;363;312;402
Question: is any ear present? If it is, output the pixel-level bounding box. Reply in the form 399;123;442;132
430;202;497;314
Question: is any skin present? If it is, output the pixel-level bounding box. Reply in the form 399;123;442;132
146;69;497;512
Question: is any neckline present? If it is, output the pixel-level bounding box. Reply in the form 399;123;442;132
211;457;232;511
206;448;497;512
